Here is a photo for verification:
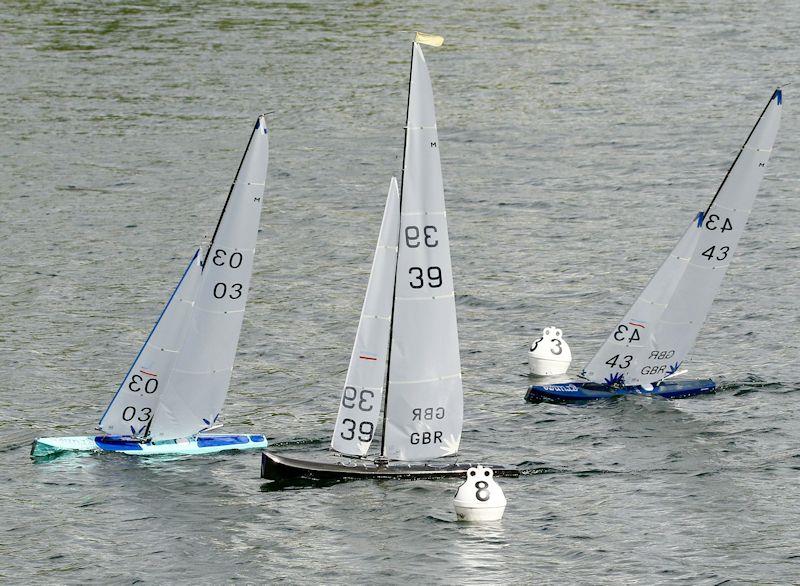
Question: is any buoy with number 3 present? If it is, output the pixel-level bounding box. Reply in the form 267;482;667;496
453;465;506;522
528;326;572;375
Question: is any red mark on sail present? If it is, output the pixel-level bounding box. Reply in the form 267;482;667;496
629;322;645;328
140;369;157;377
359;355;378;361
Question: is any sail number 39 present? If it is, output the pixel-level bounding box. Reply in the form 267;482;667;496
405;225;438;248
405;225;443;289
341;386;375;411
339;387;376;443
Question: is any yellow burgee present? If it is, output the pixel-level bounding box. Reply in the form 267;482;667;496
414;32;444;47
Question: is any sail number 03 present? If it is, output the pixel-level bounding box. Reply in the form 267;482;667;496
211;249;244;268
121;406;151;422
211;248;244;300
128;374;158;394
213;282;243;299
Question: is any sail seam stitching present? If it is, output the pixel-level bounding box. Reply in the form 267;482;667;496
390;373;462;385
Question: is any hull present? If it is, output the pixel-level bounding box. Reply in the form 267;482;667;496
525;379;716;403
261;451;520;481
31;433;268;458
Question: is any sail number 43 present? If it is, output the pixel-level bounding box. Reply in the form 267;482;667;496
605;354;633;369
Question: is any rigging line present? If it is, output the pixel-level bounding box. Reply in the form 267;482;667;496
703;88;779;217
201;115;264;269
380;42;416;460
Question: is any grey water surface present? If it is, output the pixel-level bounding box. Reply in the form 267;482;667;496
1;1;799;583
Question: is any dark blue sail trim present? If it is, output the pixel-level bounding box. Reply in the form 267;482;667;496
666;361;682;376
695;211;705;227
603;372;625;387
98;249;200;429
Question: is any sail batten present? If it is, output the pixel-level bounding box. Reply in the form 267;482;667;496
582;89;782;386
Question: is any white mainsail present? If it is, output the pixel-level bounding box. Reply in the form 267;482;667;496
582;89;782;387
149;115;269;440
331;178;400;456
383;43;463;461
99;249;202;436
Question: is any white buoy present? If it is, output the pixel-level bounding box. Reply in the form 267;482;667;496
453;465;506;522
528;326;572;375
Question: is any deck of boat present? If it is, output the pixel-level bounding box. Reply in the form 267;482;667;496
261;451;520;480
525;379;716;403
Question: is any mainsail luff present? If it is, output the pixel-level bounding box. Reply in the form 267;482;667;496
379;42;415;459
382;42;463;461
582;89;782;386
98;249;202;436
331;178;400;456
148;115;269;440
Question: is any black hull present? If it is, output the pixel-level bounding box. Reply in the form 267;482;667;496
261;451;520;480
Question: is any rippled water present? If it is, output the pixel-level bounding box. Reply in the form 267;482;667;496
2;1;799;583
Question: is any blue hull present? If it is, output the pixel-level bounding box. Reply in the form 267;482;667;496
525;379;716;403
31;433;268;458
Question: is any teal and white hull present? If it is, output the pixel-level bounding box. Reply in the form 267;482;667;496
31;433;268;458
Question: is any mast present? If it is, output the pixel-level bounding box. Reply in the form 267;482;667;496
704;88;781;217
200;117;264;269
378;41;415;459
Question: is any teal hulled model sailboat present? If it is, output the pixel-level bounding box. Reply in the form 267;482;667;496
32;116;271;457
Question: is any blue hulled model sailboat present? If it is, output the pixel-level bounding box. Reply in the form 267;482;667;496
527;89;782;403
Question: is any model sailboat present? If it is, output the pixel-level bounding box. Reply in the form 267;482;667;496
32;116;271;456
263;35;517;480
527;89;782;402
